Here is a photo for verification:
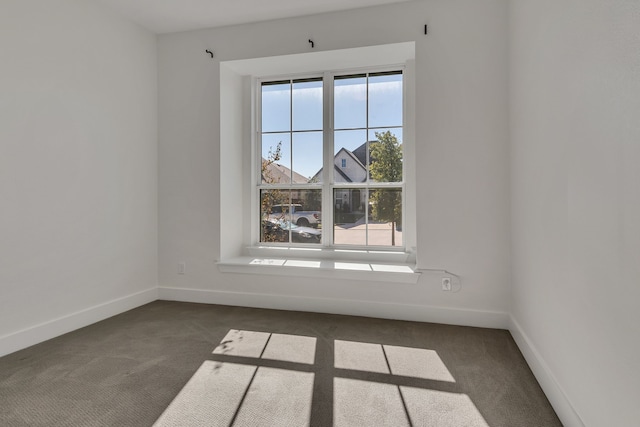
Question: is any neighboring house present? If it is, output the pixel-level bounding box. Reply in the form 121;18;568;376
262;159;316;209
310;142;373;216
262;142;374;218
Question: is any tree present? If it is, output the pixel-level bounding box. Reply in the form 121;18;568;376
260;142;288;242
261;142;282;185
369;131;402;245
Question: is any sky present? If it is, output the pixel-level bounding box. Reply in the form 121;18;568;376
261;73;403;180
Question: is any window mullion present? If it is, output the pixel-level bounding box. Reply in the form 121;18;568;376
289;80;293;243
289;80;294;184
365;73;370;246
254;78;261;245
256;79;263;188
322;72;333;247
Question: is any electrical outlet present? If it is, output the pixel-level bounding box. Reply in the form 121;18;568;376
178;262;186;275
442;277;452;291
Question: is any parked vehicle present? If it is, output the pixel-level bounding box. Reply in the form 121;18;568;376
262;219;321;244
269;204;321;228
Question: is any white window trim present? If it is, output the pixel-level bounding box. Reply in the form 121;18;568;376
217;256;419;284
218;43;417;282
253;66;408;251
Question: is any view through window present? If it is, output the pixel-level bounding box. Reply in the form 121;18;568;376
259;70;403;248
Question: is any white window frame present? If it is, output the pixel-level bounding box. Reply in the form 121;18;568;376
253;66;406;253
218;43;417;280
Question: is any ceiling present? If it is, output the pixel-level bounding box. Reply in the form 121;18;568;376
95;0;409;34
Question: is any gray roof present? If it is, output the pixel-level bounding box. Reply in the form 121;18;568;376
262;159;309;184
352;142;369;166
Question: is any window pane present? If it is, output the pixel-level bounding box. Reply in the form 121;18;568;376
262;82;290;133
260;189;322;244
292;132;322;183
293;190;322;244
334;130;367;155
261;189;291;243
334;130;367;183
368;130;403;183
293;79;322;131
334;189;402;247
368;72;403;128
334;189;366;246
334;75;366;130
262;133;291;184
369;188;402;247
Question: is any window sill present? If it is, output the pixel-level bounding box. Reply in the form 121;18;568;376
217;251;420;284
247;246;414;263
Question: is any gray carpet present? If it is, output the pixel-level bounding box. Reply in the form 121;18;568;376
0;301;562;426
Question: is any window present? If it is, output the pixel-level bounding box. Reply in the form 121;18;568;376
258;69;404;249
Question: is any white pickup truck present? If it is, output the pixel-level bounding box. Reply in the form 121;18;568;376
269;204;321;228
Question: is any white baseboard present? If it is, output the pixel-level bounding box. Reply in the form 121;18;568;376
509;316;585;427
0;287;158;358
158;287;509;329
0;285;585;426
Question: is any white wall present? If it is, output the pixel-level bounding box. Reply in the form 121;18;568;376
1;0;635;422
509;0;640;425
0;0;158;356
158;0;511;327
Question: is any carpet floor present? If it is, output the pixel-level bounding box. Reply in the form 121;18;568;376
0;301;562;426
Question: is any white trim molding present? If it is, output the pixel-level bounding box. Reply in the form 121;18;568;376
509;316;585;427
158;286;509;329
0;288;158;358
